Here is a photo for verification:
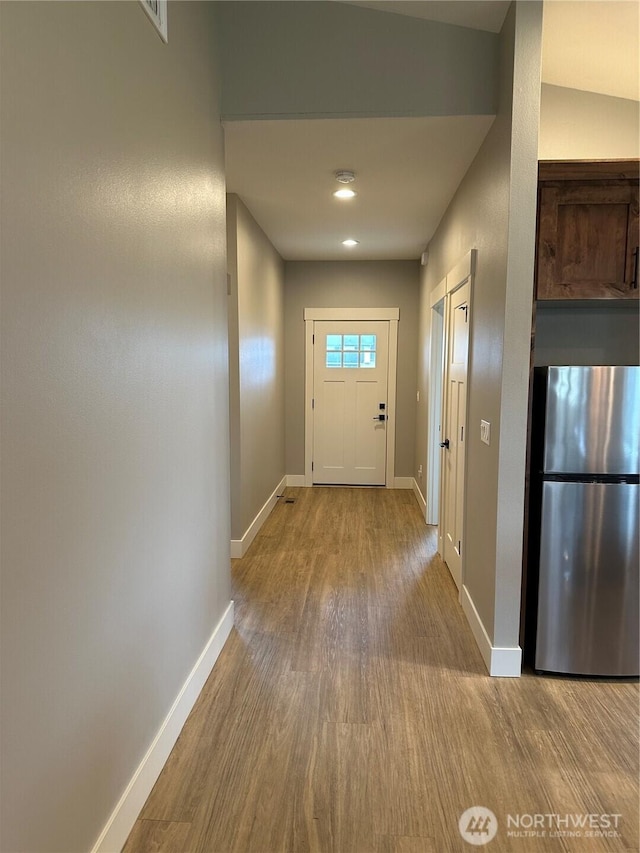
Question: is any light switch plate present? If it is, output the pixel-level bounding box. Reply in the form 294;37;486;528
480;420;491;445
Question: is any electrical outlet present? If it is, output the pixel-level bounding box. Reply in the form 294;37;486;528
416;390;420;402
480;420;491;445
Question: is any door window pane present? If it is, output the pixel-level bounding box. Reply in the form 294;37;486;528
323;332;378;368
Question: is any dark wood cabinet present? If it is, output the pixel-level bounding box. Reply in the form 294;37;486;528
536;160;639;300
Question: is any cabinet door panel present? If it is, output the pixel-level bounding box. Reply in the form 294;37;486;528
537;183;639;299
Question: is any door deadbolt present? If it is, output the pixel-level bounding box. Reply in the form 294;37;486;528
440;439;450;449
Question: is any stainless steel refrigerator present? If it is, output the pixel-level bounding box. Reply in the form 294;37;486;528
531;366;639;676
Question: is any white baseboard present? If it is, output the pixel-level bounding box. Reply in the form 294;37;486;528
91;601;235;853
230;539;243;558
393;476;414;489
461;585;521;677
230;475;287;558
286;475;417;490
488;644;523;677
412;478;427;514
286;474;306;487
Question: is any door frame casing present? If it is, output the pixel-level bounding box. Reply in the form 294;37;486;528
304;307;399;488
427;279;447;526
431;250;475;587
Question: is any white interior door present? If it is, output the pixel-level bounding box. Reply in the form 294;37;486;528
313;320;389;485
441;282;470;589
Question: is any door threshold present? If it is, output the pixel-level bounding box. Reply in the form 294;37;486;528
312;483;386;489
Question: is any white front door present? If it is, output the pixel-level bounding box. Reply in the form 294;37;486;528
312;320;389;485
441;282;470;589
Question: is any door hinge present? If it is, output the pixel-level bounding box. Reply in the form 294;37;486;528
460;425;464;441
458;540;461;555
312;333;315;344
311;461;314;471
312;398;315;409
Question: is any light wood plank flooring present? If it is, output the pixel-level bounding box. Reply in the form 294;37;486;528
124;487;639;853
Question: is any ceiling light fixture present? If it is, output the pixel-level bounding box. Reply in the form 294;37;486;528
342;238;359;247
335;170;356;184
333;188;357;199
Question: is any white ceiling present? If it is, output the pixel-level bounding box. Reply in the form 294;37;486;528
225;116;495;261
340;1;510;32
225;1;640;262
542;1;639;102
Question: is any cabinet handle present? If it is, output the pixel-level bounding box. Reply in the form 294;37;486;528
633;247;639;289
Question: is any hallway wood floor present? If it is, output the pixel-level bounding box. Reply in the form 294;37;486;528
124;487;639;853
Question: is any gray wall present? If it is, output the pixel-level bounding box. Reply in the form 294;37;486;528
227;195;286;540
0;3;230;851
215;1;498;119
539;83;640;160
415;2;542;650
534;303;640;367
227;198;242;544
285;261;420;479
415;262;433;503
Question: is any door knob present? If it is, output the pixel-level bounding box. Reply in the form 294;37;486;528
440;439;450;449
373;414;386;421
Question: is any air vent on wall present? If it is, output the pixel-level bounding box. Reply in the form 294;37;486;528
139;0;168;43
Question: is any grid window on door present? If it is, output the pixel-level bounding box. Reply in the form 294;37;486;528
326;334;377;368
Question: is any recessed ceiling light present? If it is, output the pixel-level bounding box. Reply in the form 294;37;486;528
333;188;357;199
342;239;359;247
